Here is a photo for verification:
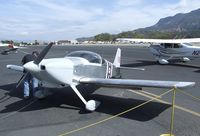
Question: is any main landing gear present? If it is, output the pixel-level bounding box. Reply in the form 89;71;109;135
71;85;101;111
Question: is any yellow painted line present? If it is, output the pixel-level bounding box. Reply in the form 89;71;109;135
58;89;173;136
177;89;200;102
176;63;200;68
127;89;200;118
0;99;38;120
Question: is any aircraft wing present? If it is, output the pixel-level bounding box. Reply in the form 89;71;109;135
1;48;18;54
116;38;200;44
79;77;195;89
0;44;26;55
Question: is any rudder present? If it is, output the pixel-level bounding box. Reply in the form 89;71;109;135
113;48;121;68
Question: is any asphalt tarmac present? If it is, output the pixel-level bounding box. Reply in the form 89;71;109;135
0;45;199;136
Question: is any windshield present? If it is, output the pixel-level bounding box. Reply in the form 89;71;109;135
66;51;102;64
160;43;183;48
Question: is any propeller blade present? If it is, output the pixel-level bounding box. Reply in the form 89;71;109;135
34;42;54;64
6;64;24;72
15;72;30;89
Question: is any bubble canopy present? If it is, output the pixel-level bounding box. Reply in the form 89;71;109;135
66;51;103;64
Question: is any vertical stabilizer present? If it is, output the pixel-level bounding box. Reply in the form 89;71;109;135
113;48;121;67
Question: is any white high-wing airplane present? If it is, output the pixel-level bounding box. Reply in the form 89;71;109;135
117;38;200;64
0;42;24;55
7;43;195;111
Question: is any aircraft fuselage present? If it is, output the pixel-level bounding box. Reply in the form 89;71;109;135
149;43;200;59
24;57;119;88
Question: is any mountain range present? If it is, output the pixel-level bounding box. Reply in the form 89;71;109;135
143;8;200;32
77;8;200;41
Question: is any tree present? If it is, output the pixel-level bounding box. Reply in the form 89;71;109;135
94;33;112;41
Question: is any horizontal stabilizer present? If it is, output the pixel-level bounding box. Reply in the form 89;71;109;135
79;78;195;89
119;67;145;71
6;64;24;72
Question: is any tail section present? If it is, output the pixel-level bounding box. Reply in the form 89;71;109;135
111;48;144;79
113;48;121;68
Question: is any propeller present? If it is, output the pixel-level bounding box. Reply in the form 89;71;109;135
15;42;54;89
34;42;54;64
15;72;30;89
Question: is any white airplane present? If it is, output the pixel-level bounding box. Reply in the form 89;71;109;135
116;38;200;64
7;43;195;111
0;42;24;55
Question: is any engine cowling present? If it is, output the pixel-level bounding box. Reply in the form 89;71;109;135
43;58;74;85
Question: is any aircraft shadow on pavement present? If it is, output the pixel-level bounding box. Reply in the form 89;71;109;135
122;59;200;70
167;59;200;69
0;83;23;103
0;83;99;110
0;83;170;122
194;69;200;73
91;94;170;121
169;63;200;69
122;60;158;68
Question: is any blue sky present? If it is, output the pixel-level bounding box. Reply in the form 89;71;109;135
0;0;200;41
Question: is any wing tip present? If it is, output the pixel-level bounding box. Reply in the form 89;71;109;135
174;82;195;88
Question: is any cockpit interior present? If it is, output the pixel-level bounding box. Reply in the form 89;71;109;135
160;43;183;48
